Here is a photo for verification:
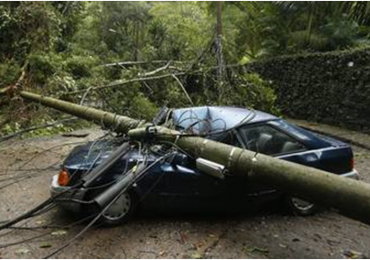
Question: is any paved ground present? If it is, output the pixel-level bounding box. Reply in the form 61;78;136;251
0;125;370;259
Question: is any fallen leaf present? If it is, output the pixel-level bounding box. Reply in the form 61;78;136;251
40;243;52;249
51;230;68;236
343;249;363;259
279;243;287;248
16;248;30;255
245;247;269;254
192;252;203;259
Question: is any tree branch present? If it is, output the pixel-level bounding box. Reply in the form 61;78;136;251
139;61;172;77
63;72;186;96
171;74;194;105
101;60;188;67
0;117;77;143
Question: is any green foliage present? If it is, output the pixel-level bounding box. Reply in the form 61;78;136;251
190;68;279;115
47;74;77;93
268;2;370;54
148;2;212;60
249;47;370;130
130;95;158;121
0;116;90;139
28;52;61;84
2;1;370;137
233;73;279;115
64;55;98;79
1;122;21;136
0;61;20;87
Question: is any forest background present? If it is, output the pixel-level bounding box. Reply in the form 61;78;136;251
1;2;370;136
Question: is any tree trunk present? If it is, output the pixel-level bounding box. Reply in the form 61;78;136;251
216;1;224;100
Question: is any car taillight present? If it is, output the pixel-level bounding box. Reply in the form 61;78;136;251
350;157;355;170
58;168;70;186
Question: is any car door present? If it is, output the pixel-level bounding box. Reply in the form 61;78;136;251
236;122;309;193
157;131;246;212
208;131;253;203
152;152;215;212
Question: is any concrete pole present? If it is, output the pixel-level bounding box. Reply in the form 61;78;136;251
14;90;143;133
129;126;370;224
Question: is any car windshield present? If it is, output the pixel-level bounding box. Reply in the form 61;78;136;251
172;107;256;135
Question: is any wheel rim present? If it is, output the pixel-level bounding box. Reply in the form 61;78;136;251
103;192;131;221
291;197;314;211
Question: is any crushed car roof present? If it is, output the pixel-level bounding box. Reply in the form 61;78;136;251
172;106;277;134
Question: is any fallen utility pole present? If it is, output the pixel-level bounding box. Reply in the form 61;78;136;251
2;88;370;224
130;126;370;224
12;90;143;134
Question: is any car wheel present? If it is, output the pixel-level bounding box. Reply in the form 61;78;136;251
100;191;136;226
285;196;320;216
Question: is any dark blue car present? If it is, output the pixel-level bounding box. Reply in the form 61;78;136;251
51;107;359;225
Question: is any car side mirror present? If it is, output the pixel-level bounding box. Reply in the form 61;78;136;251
196;158;225;179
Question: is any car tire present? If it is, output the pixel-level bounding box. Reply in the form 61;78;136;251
284;196;320;216
100;191;137;226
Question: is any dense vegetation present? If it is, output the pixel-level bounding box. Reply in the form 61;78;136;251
249;47;370;130
1;2;370;136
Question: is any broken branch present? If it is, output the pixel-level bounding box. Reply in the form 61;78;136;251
171;74;194;105
101;60;188;68
62;72;186;96
0;117;77;143
139;61;172;77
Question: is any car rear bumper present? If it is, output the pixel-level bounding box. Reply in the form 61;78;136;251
50;175;87;213
340;169;359;180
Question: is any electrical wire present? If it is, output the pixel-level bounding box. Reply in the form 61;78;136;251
171;107;256;138
0;213;97;249
0;134;121;233
0;137;132;250
0;137;112;231
0;124;134;253
43;153;171;259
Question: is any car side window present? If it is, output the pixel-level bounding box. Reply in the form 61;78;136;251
219;131;243;148
238;124;305;155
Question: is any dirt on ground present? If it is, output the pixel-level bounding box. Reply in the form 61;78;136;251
0;125;370;259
